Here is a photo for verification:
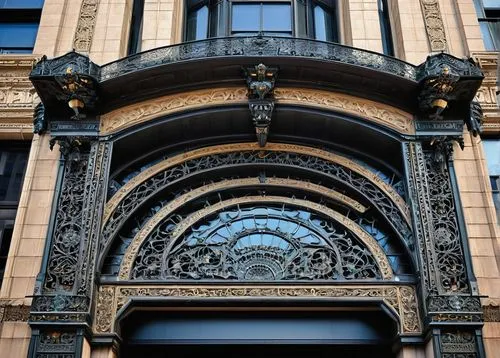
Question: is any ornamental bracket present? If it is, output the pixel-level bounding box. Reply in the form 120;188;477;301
245;63;278;147
416;53;484;136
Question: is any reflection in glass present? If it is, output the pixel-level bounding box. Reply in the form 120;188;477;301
262;4;291;31
186;5;209;41
313;4;336;42
232;4;260;32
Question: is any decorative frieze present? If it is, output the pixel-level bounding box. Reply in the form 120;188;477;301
100;87;414;135
73;0;99;53
471;52;499;134
0;56;38;138
420;0;447;52
94;285;421;335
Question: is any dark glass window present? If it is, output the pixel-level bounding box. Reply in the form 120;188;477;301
187;5;209;40
474;0;500;50
378;0;394;56
313;3;336;42
0;0;44;8
484;140;500;224
231;3;292;36
0;0;43;54
184;0;338;43
0;143;30;290
0;222;13;289
128;0;144;55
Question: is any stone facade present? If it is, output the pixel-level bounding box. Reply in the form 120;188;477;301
0;0;498;357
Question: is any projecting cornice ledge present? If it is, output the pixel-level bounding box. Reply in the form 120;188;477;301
29;37;484;138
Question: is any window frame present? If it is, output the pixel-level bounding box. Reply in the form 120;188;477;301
473;0;500;51
183;0;340;43
0;1;43;54
229;1;294;37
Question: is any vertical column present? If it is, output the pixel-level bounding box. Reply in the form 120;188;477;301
404;140;485;358
28;139;112;358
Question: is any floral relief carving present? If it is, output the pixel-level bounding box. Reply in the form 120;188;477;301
420;0;447;52
73;0;99;53
100;88;414;135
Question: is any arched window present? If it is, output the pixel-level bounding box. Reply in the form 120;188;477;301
184;0;339;42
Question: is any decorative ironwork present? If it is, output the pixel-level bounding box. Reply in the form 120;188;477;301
102;144;410;255
467;101;483;137
424;148;469;294
0;303;30;322
44;150;91;292
245;63;278;147
99;36;417;81
249;100;274;147
94;285;421;334
419;66;460;120
49;136;93;162
132;204;383;281
37;331;77;356
440;330;478;358
33;102;46;134
430;136;464;173
54;66;98;119
30;52;100;78
417;53;483;80
428;296;481;313
31;295;89;313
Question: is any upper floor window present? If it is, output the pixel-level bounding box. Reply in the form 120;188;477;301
484;140;500;224
184;0;339;43
474;0;500;50
0;0;43;54
128;0;144;55
378;0;393;56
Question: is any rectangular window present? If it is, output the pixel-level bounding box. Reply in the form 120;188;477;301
0;142;29;290
0;0;43;54
231;2;292;36
484;140;500;223
474;0;500;50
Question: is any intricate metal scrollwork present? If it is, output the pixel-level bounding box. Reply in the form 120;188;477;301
440;330;478;358
102;145;410;254
44;152;91;292
33;102;46;134
37;331;77;357
99;36;417;81
132;204;382;281
424;150;468;294
93;285;421;334
404;142;469;296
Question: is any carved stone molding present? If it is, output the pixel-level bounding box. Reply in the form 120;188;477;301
420;0;447;52
0;301;30;322
100;87;414;135
0;56;38;138
73;0;99;53
483;305;500;322
93;285;421;335
470;52;499;134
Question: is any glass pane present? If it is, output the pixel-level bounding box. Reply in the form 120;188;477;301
314;4;334;41
483;0;500;9
232;4;260;32
487;21;500;50
0;0;44;8
295;0;307;37
480;21;496;50
0;23;38;49
186;5;208;41
484;140;500;175
262;4;291;31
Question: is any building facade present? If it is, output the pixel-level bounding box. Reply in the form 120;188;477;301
0;0;499;357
